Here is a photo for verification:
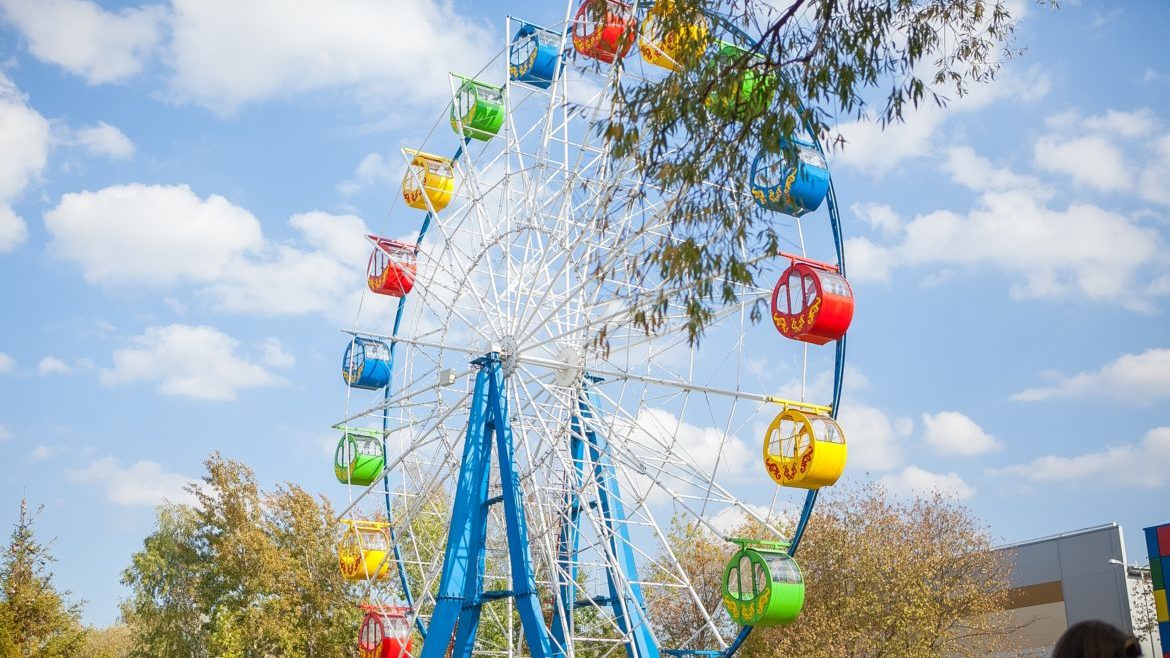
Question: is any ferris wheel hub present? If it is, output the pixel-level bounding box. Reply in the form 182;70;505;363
497;335;519;377
553;345;585;387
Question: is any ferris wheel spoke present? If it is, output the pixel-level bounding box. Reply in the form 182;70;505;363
336;389;470;519
514;368;734;651
512;369;678;650
414;212;513;342
583;383;787;541
448;153;516;338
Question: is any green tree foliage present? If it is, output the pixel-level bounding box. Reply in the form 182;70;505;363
119;505;204;657
647;484;1021;657
120;453;360;658
72;625;132;658
601;0;1042;340
0;499;87;658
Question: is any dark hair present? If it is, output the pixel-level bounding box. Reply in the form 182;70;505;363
1052;620;1142;658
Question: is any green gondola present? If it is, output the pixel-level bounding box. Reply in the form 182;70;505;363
334;427;385;487
705;41;775;120
722;538;805;626
451;78;505;141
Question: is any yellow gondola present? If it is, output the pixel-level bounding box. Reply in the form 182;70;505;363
638;0;708;71
401;149;455;212
338;519;392;581
762;407;846;489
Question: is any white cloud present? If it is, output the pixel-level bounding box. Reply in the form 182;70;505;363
921;411;1000;456
260;338;295;369
66;456;197;506
0;0;164;84
841;236;894;284
337;153;400;196
836;403;913;473
70;121;134;159
944;147;1043;192
628;407;752;476
165;0;495;114
45;186;374;320
1032;108;1170;204
202;211;371;318
30;444;67;461
100;324;285;401
879;465;975;500
0;424;11;442
613;407;753;507
0;204;28;252
833;104;944;175
851;202;903;236
846;187;1161;306
1012;348;1170;404
989;426;1170;488
1139;134;1170;206
37;356;73;376
707;503;776;535
45;183;264;286
1081;109;1158;138
0;352;14;373
0;72;51;251
833;67;1049;175
1034;134;1131;192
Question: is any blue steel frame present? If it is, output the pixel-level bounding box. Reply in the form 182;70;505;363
364;5;848;657
551;377;660;658
420;353;557;658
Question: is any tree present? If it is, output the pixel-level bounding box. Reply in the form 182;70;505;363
647;484;1023;657
599;0;1044;340
1127;565;1159;656
119;505;204;658
72;625;131;658
0;498;87;658
121;453;360;657
643;515;740;650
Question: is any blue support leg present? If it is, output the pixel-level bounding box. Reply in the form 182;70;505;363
486;356;558;658
551;416;588;652
420;368;491;658
420;354;561;658
579;384;661;658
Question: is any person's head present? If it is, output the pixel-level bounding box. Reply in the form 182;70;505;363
1052;620;1142;658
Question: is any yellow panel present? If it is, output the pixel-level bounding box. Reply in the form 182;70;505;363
806;440;847;488
402;151;455;212
762;409;847;489
639;5;708;72
1156;588;1168;622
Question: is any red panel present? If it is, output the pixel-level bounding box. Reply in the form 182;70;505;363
1159;525;1170;557
771;262;853;345
572;0;635;63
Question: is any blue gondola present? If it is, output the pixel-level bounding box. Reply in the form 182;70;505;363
342;337;391;390
750;136;830;217
509;22;563;89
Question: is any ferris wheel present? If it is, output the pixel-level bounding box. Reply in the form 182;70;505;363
331;2;855;658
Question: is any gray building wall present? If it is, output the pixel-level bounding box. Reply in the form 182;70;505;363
996;524;1135;655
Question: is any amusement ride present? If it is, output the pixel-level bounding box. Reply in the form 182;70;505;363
330;2;855;657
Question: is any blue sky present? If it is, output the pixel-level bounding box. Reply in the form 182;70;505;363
0;0;1168;628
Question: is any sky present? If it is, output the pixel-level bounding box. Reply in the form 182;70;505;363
0;0;1168;629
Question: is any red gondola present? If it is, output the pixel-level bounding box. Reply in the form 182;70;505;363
367;235;417;297
572;0;636;63
771;254;854;345
358;605;413;658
